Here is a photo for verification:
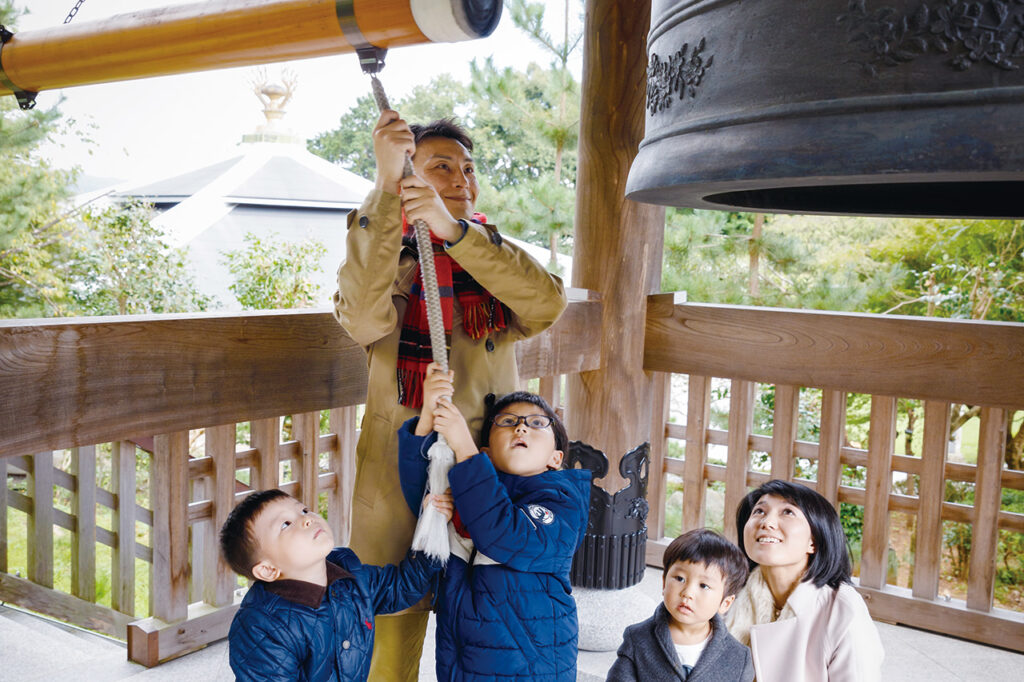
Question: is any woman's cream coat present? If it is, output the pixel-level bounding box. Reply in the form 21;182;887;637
727;567;884;681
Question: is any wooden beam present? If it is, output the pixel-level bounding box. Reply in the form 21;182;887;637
0;571;134;638
644;298;1024;409
856;583;1024;654
0;311;368;457
128;599;240;667
566;0;665;491
0;0;493;97
515;294;602;379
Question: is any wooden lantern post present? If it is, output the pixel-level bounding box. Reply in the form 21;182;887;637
566;0;665;589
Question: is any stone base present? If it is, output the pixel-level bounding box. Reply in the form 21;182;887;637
574;584;658;652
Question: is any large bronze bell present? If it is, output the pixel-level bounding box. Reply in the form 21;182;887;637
626;0;1024;218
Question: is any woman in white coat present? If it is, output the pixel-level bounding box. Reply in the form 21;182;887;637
726;480;884;681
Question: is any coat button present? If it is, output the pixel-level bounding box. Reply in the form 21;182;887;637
358;215;369;228
485;338;495;352
342;640;351;649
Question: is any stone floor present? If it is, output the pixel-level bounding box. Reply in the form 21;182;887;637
2;567;1022;681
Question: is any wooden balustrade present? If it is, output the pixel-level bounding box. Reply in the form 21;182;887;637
3;293;1022;658
644;295;1024;652
0;297;601;665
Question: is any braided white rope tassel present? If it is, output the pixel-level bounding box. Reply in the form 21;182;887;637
371;74;454;563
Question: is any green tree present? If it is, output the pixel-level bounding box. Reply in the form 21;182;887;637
307;1;584;267
0;0;78;317
307;75;469;182
471;0;581;267
70;201;211;315
869;219;1024;470
222;232;326;309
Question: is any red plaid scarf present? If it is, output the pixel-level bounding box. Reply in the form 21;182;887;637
397;213;509;408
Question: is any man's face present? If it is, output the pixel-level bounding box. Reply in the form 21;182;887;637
251;496;334;582
412;136;479;220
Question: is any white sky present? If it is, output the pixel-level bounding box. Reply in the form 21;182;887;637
16;1;583;183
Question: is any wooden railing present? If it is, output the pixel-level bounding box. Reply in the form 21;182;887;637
4;291;1022;659
0;295;602;665
643;295;1024;652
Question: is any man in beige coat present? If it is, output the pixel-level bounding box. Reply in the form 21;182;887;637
333;110;567;682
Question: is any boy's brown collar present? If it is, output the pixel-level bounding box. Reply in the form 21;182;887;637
261;560;352;608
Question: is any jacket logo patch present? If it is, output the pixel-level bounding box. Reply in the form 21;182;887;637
527;504;555;525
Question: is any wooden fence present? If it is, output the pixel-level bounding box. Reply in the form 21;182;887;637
643;296;1024;652
3;293;1023;659
0;296;602;665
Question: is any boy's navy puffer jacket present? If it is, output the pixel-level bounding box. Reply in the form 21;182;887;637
228;547;438;681
398;419;592;682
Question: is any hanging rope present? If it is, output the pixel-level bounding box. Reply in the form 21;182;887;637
368;71;454;563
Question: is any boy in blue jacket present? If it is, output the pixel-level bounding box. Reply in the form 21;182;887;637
398;365;591;682
220;489;448;681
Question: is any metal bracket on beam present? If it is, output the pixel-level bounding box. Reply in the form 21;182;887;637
0;25;37;110
356;45;387;75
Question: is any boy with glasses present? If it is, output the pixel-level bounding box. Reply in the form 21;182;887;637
397;366;591;682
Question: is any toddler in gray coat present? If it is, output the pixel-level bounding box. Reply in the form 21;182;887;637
607;529;754;681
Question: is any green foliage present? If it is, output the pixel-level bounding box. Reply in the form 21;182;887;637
870;220;1024;321
0;89;78;316
307;0;583;265
307;75;469;181
70;201;211;315
840;502;865;548
222;231;327;309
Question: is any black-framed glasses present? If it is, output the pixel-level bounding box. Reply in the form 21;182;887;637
492;413;553;429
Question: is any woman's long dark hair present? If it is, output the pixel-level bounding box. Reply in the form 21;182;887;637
735;479;852;589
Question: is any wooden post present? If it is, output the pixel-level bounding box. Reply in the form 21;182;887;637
293;411;320;511
816;389;847;506
151;432;189;623
28;452;54;588
860;396;897;590
205;424;237;608
567;0;664;490
770;384;800;483
329;406;357;546
682;375;711;533
112;441;136;615
0;456;6;573
646;372;670;543
967;407;1007;612
252;417;280;491
71;446;97;602
913;400;950;600
723;380;755;542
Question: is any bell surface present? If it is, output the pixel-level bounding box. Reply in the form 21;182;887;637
626;0;1024;218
